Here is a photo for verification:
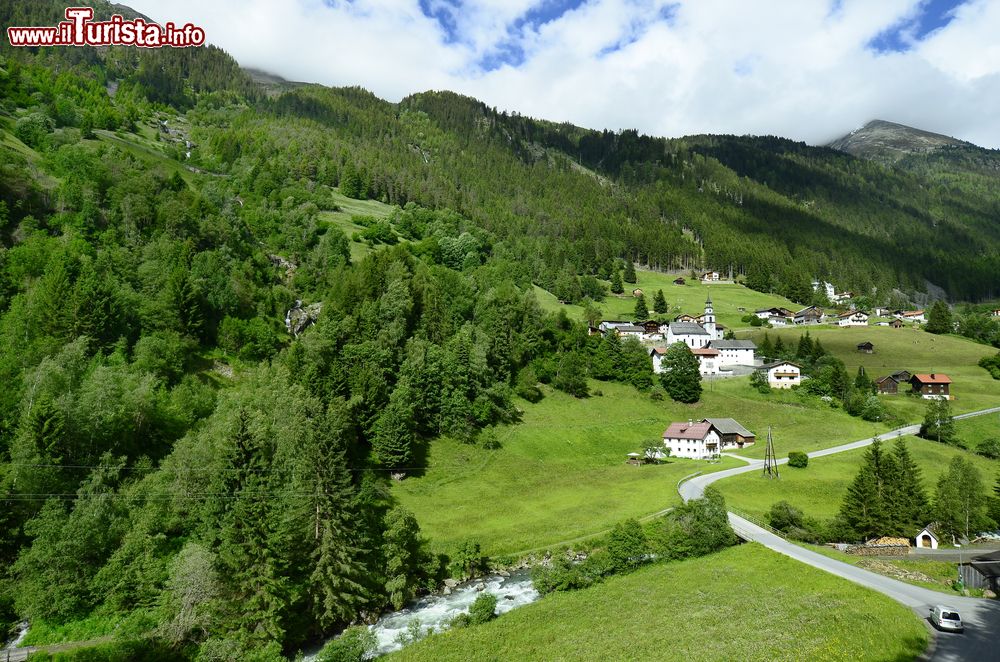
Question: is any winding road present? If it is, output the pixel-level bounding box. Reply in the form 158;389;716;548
679;407;1000;662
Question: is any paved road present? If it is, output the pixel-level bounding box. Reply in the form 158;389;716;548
681;406;1000;662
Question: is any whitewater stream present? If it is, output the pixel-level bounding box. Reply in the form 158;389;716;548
308;571;539;659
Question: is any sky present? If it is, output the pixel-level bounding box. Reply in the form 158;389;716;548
127;0;1000;148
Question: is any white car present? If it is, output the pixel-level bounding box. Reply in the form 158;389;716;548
930;605;964;633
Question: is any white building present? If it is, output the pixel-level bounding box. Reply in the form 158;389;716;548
692;347;720;375
663;420;722;459
709;339;757;369
666;293;723;347
836;311;870;327
915;525;939;550
649;347;667;374
701;271;720;283
812;280;836;302
900;310;926;323
598;321;645;338
760;361;801;389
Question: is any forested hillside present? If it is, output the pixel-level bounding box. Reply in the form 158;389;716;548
0;0;998;658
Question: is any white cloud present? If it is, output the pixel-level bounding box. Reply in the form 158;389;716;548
125;0;1000;148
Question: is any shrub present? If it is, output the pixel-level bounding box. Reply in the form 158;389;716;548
977;438;1000;460
468;592;498;625
767;501;804;531
450;540;488;580
787;451;809;468
317;626;377;662
978;354;1000;379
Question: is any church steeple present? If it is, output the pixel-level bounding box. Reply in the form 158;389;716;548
703;289;716;338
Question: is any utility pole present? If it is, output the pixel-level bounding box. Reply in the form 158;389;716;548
763;426;779;479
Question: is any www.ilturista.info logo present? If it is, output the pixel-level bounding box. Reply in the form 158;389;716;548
6;7;205;48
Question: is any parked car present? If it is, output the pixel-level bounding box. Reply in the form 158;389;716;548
929;605;964;632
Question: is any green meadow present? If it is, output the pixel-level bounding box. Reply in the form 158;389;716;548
535;268;803;329
393;379;898;559
716;435;1000;522
317;190;398;262
392;544;928;662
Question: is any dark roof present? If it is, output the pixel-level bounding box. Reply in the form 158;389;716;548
669;322;709;336
761;360;802;370
969;550;1000;578
703;418;754;437
710;340;756;350
857;341;874;348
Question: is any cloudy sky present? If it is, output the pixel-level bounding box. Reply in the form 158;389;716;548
129;0;1000;147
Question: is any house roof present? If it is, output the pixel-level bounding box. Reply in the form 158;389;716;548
911;373;952;385
857;341;874;348
616;325;644;333
889;370;911;379
663;421;714;440
968;550;1000;579
761;360;802;370
902;310;925;317
703;418;754;437
669;322;709;336
794;306;823;316
837;310;869;318
710;340;757;350
918;523;940;539
691;348;719;356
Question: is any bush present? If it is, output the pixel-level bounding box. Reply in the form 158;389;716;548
979;354;1000;380
767;501;804;531
317;626;377;662
468;592;498;625
787;451;809;468
450;540;488;580
977;438;1000;460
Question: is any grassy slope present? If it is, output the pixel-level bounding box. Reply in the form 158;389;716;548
745;326;998;422
717;435;1000;521
956;412;1000;449
536;269;803;329
394;379;898;559
317;189;397;262
392;544;928;662
802;544;962;593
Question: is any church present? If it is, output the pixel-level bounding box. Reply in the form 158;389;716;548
663;293;725;348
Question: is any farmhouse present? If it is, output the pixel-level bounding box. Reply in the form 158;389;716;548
876;371;911;395
915;524;940;549
709;339;757;368
856;341;874;354
662;420;721;459
831;291;854;304
793;305;825;325
703;418;755;449
701;271;720;283
754;307;794;320
836;310;870;327
691;347;720;376
900;310;926;323
909;373;952;399
760;360;801;389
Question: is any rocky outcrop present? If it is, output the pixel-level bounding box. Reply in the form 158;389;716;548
285;300;322;337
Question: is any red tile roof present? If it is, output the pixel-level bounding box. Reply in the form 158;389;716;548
911;373;952;384
663;421;714;440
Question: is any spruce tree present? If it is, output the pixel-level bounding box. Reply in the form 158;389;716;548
591;331;622;381
892;439;928;533
925;300;952;335
854;366;873;393
758;333;774;360
838;440;900;539
623;261;637;284
633;293;649;320
652;289;668;314
660;342;702;404
773;336;785;358
795;331;813;360
610;271;624;294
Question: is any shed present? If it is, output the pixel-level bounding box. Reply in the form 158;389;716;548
626;452;642;466
890;318;904;328
673;277;686;285
961;550;1000;593
857;341;874;354
915;525;939;549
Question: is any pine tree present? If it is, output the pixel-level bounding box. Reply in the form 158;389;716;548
591;331;622;381
652;289;667;314
795;331;813;360
610;271;624;294
773;336;785;358
218;409;289;646
371;391;416;470
633;293;648;320
925;300;952;335
660;342;702;404
758;333;774;360
854;366;873;393
623;261;637;284
892;439;928;533
838;440;901;539
307;403;368;628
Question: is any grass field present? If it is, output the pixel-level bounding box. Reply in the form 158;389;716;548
743;326;999;421
393;379;910;559
535;269;803;329
317;190;398;262
956;413;1000;449
716;435;1000;522
391;543;929;662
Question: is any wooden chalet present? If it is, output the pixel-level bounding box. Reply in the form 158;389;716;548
674;313;697;323
640;320;662;334
876;370;912;395
909;373;952;399
890;318;904;328
857;341;874;354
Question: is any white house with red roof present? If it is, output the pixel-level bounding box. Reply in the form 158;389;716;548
663;420;722;459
